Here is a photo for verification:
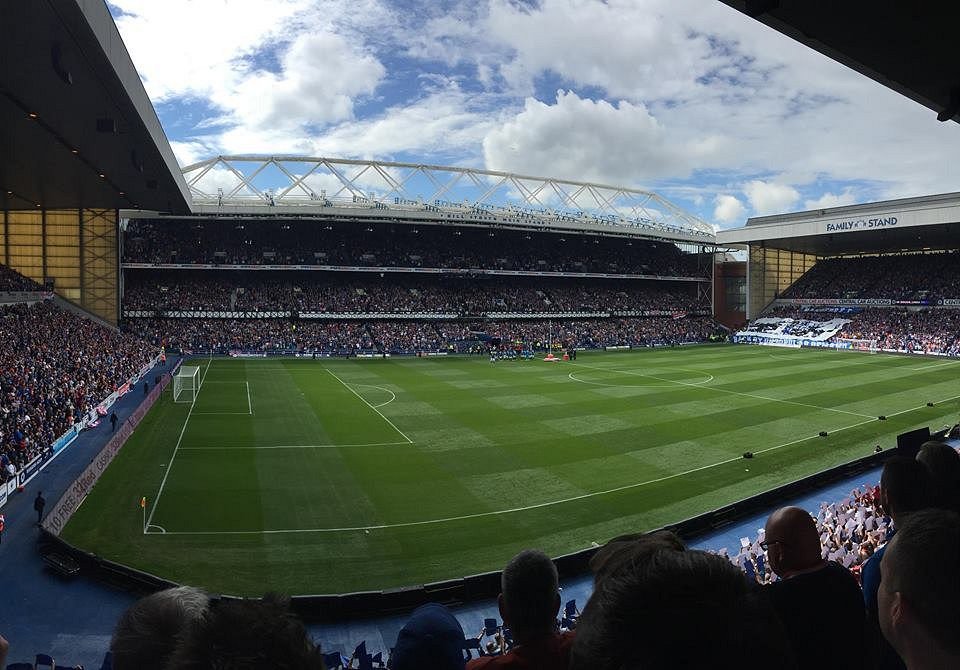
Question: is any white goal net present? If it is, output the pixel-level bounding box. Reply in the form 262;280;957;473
173;366;201;403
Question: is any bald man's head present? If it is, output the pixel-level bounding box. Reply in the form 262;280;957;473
764;507;822;577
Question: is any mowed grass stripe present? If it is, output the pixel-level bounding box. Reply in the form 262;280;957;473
62;346;960;595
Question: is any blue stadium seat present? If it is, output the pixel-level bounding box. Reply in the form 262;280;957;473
463;637;484;659
5;663;33;670
34;654;55;670
321;651;344;669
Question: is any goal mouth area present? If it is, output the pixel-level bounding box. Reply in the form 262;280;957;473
173;366;202;403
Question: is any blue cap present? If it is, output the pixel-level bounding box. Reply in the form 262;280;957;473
390;603;467;670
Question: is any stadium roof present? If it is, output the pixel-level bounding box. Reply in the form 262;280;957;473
719;1;960;124
0;0;190;212
717;191;960;256
170;155;716;243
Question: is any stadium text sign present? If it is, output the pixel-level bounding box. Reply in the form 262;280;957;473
824;216;897;233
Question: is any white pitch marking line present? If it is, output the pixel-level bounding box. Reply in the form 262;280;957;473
910;360;960;371
569;362;876;419
145;367;960;538
568;370;714;389
354;384;397;408
148;388;960;537
246;381;253;415
143;357;212;534
192;412;254;415
326;369;413;444
179;442;410;450
145;524;167;534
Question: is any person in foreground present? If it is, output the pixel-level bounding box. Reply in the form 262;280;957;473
467;549;573;669
164;593;324;669
878;508;960;670
110;586;210;670
390;602;467;670
762;506;866;667
569;531;796;669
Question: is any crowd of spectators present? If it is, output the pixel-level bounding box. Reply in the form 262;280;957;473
750;305;960;356
781;252;960;302
0;300;154;483
0;265;44;292
835;308;960;355
125;319;374;355
123;273;707;316
123;316;719;355
726;484;889;585
123;219;707;278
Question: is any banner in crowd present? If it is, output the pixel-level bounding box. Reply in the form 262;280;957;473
43;373;171;536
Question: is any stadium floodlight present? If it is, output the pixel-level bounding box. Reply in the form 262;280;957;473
173;366;201;403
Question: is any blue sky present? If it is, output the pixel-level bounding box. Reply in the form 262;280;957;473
108;0;960;228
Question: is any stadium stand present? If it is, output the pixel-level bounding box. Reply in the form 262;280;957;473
0;298;155;485
780;252;960;302
0;266;45;293
123;219;704;278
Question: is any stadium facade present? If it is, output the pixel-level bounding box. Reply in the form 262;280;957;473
717;192;960;318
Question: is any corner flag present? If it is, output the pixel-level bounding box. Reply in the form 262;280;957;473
140;496;146;509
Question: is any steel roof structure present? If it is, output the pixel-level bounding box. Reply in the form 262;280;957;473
173;155;717;243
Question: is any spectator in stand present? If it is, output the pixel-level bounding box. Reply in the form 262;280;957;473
761;506;866;667
110;586;210;670
877;509;960;670
122;219;704;279
467;550;572;670
391;603;467;670
915;441;960;514
0;632;8;668
164;593;324;669
0;300;153;484
862;457;933;670
0;264;44;291
570;531;796;670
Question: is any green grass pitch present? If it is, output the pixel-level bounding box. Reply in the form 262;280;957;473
62;344;960;596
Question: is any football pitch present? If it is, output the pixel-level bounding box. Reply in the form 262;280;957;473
63;344;960;596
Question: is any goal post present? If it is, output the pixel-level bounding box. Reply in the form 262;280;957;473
173;366;201;403
835;338;879;353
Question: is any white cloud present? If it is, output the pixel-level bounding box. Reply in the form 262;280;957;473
110;0;960;221
484;91;704;184
310;84;499;161
228;31;384;130
713;194;747;224
484;0;720;101
804;189;859;211
743;180;800;216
